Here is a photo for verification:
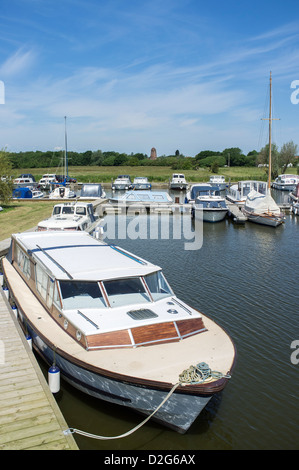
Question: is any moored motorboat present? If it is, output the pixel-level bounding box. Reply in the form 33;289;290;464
109;190;173;205
272;174;299;191
185;183;212;203
79;183;106;199
49;185;76;199
111;175;133;191
37;201;99;233
208;175;227;191
191;185;228;222
2;231;236;433
169;173;188;190
225;180;260;206
132;177;152;190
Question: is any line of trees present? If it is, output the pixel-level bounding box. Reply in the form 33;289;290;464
4;141;299;176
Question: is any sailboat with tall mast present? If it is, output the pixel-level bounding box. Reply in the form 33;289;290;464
242;72;284;227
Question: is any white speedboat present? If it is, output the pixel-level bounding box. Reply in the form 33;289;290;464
111;175;133;190
191;185;228;222
37;201;99;233
3;231;236;433
49;186;76;199
272;174;299;191
208;175;226;191
169;173;188;190
132;177;152;190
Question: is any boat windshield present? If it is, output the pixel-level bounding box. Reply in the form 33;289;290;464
144;271;173;301
59;272;173;310
103;277;150;307
53;206;75;215
59;281;106;310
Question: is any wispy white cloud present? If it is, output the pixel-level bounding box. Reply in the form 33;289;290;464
0;47;36;78
1;1;299;155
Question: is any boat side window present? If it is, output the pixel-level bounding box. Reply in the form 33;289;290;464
59;281;107;310
75;207;86;215
35;264;49;300
103;277;151;307
47;277;55;307
144;271;173;301
15;245;31;279
53;207;61;215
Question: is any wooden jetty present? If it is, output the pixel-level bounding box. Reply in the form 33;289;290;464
226;202;248;224
0;288;78;450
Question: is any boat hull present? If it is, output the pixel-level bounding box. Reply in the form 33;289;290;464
132;184;152;190
272;182;297;191
25;325;212;433
170;183;188;190
242;209;283;227
193;207;228;222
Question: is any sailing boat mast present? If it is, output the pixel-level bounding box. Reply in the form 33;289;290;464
268;72;272;190
64;116;68;180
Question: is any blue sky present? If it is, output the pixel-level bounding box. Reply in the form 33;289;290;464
0;0;299;157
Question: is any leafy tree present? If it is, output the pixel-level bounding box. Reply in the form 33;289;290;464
258;143;280;179
0;149;14;204
279;141;298;173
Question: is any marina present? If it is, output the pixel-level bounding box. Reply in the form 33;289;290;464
0;185;298;450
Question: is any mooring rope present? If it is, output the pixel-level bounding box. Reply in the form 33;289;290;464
66;382;180;440
66;362;230;440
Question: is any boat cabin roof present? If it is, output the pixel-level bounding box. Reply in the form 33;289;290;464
13;231;159;281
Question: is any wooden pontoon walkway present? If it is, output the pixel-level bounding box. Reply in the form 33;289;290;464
0;288;78;450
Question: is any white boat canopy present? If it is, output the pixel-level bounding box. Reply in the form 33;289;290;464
13;231;160;281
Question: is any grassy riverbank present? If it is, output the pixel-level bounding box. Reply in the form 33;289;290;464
15;165;275;184
0;201;52;241
1;165;297;241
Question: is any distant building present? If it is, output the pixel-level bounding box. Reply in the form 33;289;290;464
150;147;157;160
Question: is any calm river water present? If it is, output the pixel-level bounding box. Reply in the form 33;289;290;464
37;188;299;450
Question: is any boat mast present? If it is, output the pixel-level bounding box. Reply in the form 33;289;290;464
268;72;272;190
64;116;68;180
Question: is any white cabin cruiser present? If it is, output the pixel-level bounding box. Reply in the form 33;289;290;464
208;175;226;191
226;180;266;206
191;185;228;222
3;231;236;433
132;177;151;190
169;174;188;190
37;201;99;233
272;174;299;191
111;175;133;191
